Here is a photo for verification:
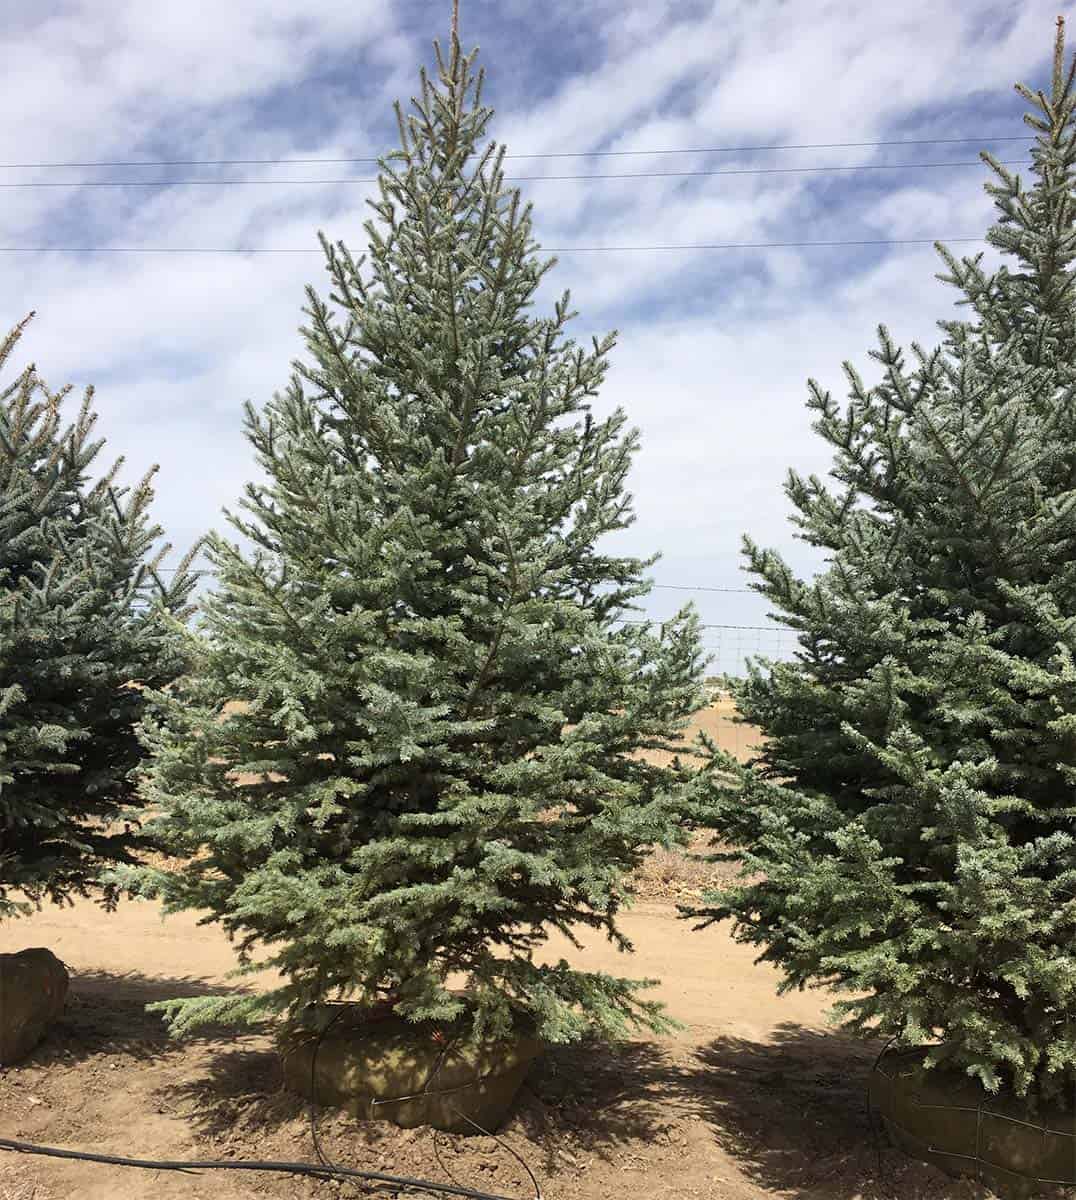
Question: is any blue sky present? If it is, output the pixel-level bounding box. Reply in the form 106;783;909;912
4;0;1071;674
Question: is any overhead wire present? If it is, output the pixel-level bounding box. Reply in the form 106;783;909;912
651;584;753;593
152;568;754;594
143;566;793;673
0;133;1030;169
0;158;1028;188
8;135;959;665
147;570;786;629
0;237;989;253
0;138;1030;262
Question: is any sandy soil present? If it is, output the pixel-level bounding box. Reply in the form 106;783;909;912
630;698;761;903
0;704;988;1198
0;895;981;1200
637;695;765;770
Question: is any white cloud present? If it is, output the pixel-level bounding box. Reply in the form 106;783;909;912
3;0;1071;673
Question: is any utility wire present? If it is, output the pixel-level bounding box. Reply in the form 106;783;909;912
652;584;753;593
153;568;753;593
619;621;791;632
150;571;783;631
0;158;1027;188
143;567;785;631
0;236;989;254
0;134;1030;169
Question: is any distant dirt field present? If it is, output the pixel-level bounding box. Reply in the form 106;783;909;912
138;702;762;902
629;698;763;903
635;694;765;769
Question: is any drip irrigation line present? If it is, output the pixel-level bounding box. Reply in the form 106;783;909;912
441;1104;542;1200
3;973;530;1200
307;1004;352;1182
0;1137;517;1199
864;1036;897;1179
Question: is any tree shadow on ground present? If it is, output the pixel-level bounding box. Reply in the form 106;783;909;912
157;1040;297;1140
25;969;262;1067
149;1021;973;1197
518;1037;690;1173
158;1034;688;1192
512;1026;972;1197
690;1024;976;1200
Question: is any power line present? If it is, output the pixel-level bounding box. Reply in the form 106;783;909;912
0;236;989;254
0;134;1030;170
151;568;773;624
652;584;753;593
156;567;754;594
626;621;793;632
0;158;1027;188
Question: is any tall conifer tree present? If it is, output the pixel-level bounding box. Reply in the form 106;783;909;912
688;20;1076;1103
126;24;704;1044
0;314;200;919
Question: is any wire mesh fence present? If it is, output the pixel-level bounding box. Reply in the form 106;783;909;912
699;625;799;680
140;563;804;680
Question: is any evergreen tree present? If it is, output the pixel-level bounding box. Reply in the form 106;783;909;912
0;313;201;920
687;19;1076;1104
123;26;704;1046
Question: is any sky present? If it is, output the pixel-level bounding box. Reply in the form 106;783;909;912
4;0;1072;675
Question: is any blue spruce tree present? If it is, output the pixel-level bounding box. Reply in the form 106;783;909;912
0;314;200;919
688;19;1076;1104
125;27;705;1046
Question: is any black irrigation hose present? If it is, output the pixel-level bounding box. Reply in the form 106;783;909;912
0;1136;518;1200
307;1004;352;1180
864;1036;897;1179
3;995;538;1200
865;1040;933;1184
441;1101;542;1200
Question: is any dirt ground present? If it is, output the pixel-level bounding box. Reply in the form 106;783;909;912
0;704;991;1199
0;900;987;1200
637;693;764;770
631;697;760;903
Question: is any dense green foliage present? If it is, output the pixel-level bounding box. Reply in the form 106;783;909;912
688;23;1076;1103
125;31;705;1045
0;314;200;919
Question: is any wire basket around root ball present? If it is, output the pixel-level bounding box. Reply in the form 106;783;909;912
0;947;69;1065
869;1046;1076;1199
279;999;544;1135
